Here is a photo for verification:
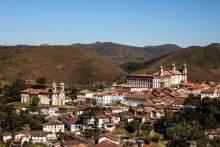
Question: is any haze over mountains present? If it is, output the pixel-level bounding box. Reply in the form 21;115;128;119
72;42;183;64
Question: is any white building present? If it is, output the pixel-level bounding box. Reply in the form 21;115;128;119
1;132;12;143
95;114;110;128
40;106;59;116
42;120;64;133
201;88;220;99
77;90;94;102
65;117;81;133
93;92;111;105
21;82;66;106
127;63;187;88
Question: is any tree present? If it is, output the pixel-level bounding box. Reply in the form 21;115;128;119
36;77;47;84
127;120;139;133
31;96;40;106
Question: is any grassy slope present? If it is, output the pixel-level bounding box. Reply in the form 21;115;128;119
132;44;220;82
0;46;125;84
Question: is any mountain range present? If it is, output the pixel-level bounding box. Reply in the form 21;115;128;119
72;42;183;64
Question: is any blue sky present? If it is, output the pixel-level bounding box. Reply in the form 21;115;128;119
0;0;220;47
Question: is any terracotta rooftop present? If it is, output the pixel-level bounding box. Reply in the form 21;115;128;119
42;120;63;126
30;130;49;137
206;128;220;135
99;133;120;141
201;87;220;93
78;89;93;94
66;117;79;125
124;93;156;99
93;140;119;147
1;132;12;136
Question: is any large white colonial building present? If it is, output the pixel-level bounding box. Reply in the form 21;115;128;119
127;63;187;88
21;82;66;106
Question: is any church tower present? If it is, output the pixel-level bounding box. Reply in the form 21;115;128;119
58;82;65;106
159;66;164;77
171;63;176;71
51;81;57;105
52;81;57;93
182;63;187;81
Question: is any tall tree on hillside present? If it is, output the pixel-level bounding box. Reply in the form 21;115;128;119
31;96;40;106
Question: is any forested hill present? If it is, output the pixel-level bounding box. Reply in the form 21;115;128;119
0;46;125;84
72;42;183;64
126;43;220;82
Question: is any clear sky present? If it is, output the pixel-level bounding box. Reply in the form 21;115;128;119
0;0;220;47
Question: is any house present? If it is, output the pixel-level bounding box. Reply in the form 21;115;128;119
93;92;111;105
205;128;220;139
98;133;120;145
123;93;156;106
40;106;59;116
104;123;116;132
21;81;66;106
112;84;150;92
42;120;64;133
77;90;94;102
66;117;81;133
110;106;123;113
95;114;110;128
171;99;185;108
1;132;12;142
30;131;54;143
130;106;152;120
106;113;120;124
150;98;173;105
119;111;134;123
105;89;128;102
14;130;30;145
201;88;220;99
74;106;86;116
152;110;165;118
142;102;156;110
127;63;187;88
93;140;119;147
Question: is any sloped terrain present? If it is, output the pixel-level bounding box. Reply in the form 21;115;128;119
0;46;125;84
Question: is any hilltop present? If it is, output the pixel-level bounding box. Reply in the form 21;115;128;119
0;46;125;84
131;43;220;82
73;42;182;64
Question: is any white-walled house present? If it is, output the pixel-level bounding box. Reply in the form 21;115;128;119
1;132;12;143
66;117;81;132
98;133;120;145
110;106;123;113
95;114;110;128
40;106;59;116
93;92;111;105
205;128;220;139
42;121;64;133
30;131;55;143
77;90;94;102
201;88;220;99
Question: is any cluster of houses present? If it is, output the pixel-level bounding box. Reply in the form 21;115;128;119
1;64;220;146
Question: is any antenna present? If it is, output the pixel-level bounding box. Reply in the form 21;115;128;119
5;42;6;46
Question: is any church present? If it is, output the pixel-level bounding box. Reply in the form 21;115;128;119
127;63;187;88
21;81;66;106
